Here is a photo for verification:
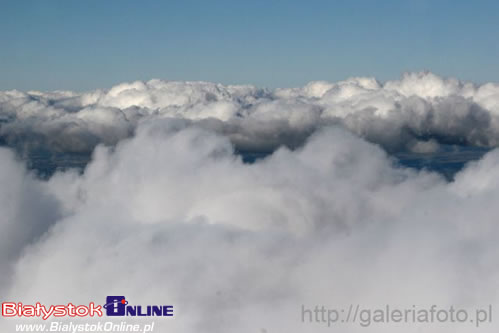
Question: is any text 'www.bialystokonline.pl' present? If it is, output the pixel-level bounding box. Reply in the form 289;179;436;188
14;321;155;332
301;304;493;328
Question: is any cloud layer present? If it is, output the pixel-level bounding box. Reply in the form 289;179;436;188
2;72;499;155
1;117;499;332
2;73;499;332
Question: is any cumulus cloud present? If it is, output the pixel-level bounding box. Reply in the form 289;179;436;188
2;72;499;155
1;116;499;332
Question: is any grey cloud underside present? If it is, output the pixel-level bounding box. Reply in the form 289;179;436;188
2;72;499;155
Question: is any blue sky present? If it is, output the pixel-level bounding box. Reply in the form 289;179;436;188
1;0;498;91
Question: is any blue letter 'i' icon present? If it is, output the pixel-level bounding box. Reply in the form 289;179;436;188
104;296;126;316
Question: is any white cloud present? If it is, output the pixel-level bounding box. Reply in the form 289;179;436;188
1;116;499;331
2;72;499;154
2;73;499;331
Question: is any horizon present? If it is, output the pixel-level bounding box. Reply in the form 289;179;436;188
1;0;499;91
2;70;498;94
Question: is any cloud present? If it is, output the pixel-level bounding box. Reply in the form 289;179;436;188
2;117;499;332
2;72;499;155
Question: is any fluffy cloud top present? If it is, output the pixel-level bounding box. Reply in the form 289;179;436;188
2;72;499;154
